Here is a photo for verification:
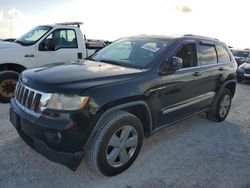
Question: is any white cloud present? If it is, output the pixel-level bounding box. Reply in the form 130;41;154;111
175;6;192;13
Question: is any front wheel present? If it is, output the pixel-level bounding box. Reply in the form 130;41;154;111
206;88;232;122
0;71;19;103
88;111;144;176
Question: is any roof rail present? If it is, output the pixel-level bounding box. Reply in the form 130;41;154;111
56;22;83;28
184;34;219;41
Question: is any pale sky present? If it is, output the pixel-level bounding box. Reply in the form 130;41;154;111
0;0;249;49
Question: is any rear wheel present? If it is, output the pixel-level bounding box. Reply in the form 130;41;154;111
88;111;144;176
206;88;232;122
0;71;19;103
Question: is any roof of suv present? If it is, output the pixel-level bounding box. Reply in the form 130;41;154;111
125;34;222;43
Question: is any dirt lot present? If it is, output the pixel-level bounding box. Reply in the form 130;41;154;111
0;83;250;188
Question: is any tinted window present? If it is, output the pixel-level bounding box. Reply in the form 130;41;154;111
216;45;231;62
199;44;217;65
46;29;77;49
176;43;197;68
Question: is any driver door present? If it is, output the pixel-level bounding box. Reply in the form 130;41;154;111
36;29;80;66
155;41;201;127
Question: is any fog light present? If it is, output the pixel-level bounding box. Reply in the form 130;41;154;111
44;131;62;144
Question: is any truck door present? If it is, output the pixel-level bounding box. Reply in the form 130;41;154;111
36;29;81;65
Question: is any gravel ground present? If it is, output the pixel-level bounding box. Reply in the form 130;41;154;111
0;83;250;188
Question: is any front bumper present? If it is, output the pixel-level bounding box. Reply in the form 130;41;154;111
237;71;250;81
9;98;90;170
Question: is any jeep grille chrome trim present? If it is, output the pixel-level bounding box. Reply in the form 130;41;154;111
14;81;48;113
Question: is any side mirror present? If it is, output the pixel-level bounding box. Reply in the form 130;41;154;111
170;56;183;69
38;39;55;51
160;56;183;75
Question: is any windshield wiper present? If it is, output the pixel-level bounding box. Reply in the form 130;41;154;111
98;59;123;66
14;40;25;46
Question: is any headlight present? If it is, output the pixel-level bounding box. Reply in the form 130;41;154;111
41;93;89;111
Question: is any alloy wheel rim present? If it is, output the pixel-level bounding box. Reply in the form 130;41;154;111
0;79;17;98
219;94;230;117
106;125;138;168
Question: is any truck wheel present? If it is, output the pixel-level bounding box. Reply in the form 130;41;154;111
88;111;144;176
206;88;232;122
0;71;19;103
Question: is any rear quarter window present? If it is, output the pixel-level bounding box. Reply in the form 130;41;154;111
216;45;231;62
198;44;217;65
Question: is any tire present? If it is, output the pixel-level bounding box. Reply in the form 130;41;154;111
87;110;144;176
0;71;19;103
206;88;232;122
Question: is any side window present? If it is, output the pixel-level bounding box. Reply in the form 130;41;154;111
46;29;77;49
175;43;197;68
198;44;217;65
216;45;231;62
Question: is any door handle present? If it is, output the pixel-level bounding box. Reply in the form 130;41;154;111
218;67;225;71
193;72;201;76
77;52;83;59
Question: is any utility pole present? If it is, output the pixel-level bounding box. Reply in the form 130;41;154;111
10;15;13;37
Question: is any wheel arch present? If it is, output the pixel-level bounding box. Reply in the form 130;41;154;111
89;101;153;143
0;63;26;73
116;101;152;137
211;80;236;109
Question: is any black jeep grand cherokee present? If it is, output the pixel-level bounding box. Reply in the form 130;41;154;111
10;35;237;176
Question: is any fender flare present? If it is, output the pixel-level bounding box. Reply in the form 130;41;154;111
0;63;26;73
210;80;236;109
84;101;153;150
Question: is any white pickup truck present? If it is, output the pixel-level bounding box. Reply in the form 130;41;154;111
0;22;109;102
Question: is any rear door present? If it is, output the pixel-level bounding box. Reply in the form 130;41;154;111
36;28;80;65
192;41;221;106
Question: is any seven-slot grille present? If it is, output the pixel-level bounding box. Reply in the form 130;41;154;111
14;81;42;113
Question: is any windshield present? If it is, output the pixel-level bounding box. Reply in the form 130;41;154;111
90;38;172;68
232;50;250;58
15;26;52;46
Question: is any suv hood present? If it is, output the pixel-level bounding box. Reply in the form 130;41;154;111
239;62;250;70
0;41;20;49
21;60;144;94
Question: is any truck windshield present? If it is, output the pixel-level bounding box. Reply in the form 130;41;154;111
90;38;172;69
15;26;52;46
